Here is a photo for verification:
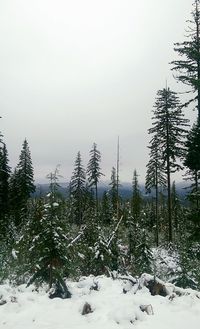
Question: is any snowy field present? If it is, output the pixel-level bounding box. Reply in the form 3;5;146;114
0;275;200;329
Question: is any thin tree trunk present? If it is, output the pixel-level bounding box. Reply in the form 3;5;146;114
196;1;200;123
95;182;98;213
167;159;172;242
165;91;172;242
49;261;53;289
116;136;120;219
195;170;199;210
155;163;159;246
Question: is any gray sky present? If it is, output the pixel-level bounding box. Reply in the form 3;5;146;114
0;0;196;184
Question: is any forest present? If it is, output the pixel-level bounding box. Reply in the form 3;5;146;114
0;0;200;298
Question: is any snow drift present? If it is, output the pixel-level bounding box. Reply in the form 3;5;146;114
0;274;200;329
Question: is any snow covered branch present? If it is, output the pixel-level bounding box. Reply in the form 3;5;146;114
107;215;123;248
67;226;86;249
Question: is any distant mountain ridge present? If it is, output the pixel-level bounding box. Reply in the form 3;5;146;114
33;181;190;200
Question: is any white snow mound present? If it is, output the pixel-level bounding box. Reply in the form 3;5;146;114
0;275;200;329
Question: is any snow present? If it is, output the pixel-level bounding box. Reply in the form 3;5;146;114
11;249;18;260
0;276;200;329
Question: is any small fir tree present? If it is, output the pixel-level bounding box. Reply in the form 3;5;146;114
135;228;153;276
100;191;113;225
109;167;119;217
126;202;137;263
87;143;103;211
131;170;142;221
16;139;35;205
26;168;71;296
70;151;86;226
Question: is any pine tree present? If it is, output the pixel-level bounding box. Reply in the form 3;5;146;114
0;142;11;234
9;140;35;226
146;135;167;246
146;136;167;193
93;227;114;275
173;237;198;290
0;131;12;280
100;191;113;225
9;169;21;226
171;0;200;122
87;143;103;211
70;151;86;226
26;168;71;296
101;215;123;274
16;139;35;203
135;228;153;276
131;170;142;221
149;87;189;242
79;207;121;276
184;120;200;210
171;181;183;239
78;205;99;276
109;167;119;217
183;169;200;242
185;120;200;171
126;201;137;264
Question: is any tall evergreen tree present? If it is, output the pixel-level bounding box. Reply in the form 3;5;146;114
146;136;166;245
131;169;142;221
171;0;200;122
70;151;86;226
9;169;21;226
9;139;35;226
184;120;200;210
126;171;143;268
149;87;189;242
109;167;119;217
16;139;35;202
0;142;10;233
87;143;103;211
183;120;200;240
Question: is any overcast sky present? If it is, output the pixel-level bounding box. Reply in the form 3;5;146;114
0;0;196;184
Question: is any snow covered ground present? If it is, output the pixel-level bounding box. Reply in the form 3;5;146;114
0;275;200;329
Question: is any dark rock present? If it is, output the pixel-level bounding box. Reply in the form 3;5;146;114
146;279;167;297
81;302;93;315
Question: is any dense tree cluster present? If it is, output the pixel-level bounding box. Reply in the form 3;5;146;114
0;0;200;294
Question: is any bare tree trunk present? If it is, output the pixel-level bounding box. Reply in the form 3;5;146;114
165;92;172;243
196;0;200;123
95;182;98;213
195;170;199;210
116;136;120;219
155;167;159;246
49;261;53;289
